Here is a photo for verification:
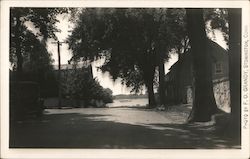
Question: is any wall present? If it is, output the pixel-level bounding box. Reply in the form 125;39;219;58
213;78;231;113
186;78;231;113
165;40;229;107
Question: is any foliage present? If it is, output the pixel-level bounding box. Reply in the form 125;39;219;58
61;64;113;105
102;88;114;103
10;8;69;99
67;8;186;97
9;20;56;95
10;24;54;72
10;7;68;74
204;9;229;43
10;7;68;41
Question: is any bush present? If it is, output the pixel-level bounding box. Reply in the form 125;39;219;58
100;88;113;103
61;66;113;107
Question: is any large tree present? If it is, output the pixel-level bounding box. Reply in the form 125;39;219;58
228;8;241;137
68;8;186;108
10;8;67;77
186;9;218;122
10;24;54;74
204;8;241;132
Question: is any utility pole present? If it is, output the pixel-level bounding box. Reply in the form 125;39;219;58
52;40;67;108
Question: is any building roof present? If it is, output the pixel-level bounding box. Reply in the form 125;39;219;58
53;62;91;70
168;39;228;72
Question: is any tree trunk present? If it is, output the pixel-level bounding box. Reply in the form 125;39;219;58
14;14;23;78
186;9;218;122
159;57;166;106
146;79;156;108
228;8;241;137
142;53;157;108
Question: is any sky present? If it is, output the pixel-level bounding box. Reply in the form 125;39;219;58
44;13;227;95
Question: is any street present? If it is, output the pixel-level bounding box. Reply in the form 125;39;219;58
10;105;240;149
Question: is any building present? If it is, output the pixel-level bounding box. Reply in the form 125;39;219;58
53;62;93;78
165;40;230;112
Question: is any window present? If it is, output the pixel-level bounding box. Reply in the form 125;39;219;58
215;62;223;74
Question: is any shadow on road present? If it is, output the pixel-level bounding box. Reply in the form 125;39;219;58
10;110;240;149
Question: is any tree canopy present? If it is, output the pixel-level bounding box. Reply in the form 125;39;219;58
10;23;54;72
204;9;229;44
10;8;68;74
68;8;186;107
10;8;68;41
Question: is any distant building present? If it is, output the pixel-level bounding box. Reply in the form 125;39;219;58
165;40;230;112
53;62;93;78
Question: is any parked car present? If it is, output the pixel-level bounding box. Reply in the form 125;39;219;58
10;81;44;120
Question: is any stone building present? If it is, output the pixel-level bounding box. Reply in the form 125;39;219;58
165;40;230;112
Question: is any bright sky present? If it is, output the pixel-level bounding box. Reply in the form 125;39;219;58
44;13;227;95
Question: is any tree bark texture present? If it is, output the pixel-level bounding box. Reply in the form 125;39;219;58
228;8;241;137
186;9;218;122
146;79;156;108
143;62;156;108
141;51;157;108
159;57;166;106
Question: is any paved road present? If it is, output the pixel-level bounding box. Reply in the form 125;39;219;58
10;106;240;149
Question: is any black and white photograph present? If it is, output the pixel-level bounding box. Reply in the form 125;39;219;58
1;0;249;159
